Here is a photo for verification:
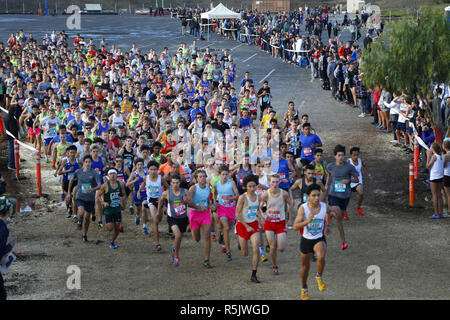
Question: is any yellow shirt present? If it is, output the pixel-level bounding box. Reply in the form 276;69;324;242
121;101;132;117
261;114;278;130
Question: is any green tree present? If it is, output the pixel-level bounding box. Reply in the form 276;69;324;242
361;6;450;96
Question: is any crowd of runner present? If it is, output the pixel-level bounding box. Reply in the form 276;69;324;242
3;4;448;300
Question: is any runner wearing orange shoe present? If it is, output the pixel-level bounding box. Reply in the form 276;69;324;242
348;147;373;217
294;184;332;300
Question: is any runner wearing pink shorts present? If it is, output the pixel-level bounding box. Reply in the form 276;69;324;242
187;169;215;268
213;165;239;261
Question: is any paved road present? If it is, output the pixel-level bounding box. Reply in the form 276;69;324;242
1;15;448;300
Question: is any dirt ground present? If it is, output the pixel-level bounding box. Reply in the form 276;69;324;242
0;15;449;300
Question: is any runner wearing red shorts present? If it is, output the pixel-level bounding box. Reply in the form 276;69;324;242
213;165;239;261
259;174;294;275
187;169;215;268
235;174;262;283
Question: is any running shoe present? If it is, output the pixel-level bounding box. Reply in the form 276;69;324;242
211;234;217;242
315;275;326;291
356;208;365;216
119;223;124;232
260;254;268;262
221;246;227;254
226;252;232;261
312;252;317;262
135;215;140;225
272;266;280;275
301;288;309;300
98;222;104;230
344;211;349;220
110;242;118;249
429;214;442;219
66;208;72;218
203;260;213;269
384;130;393;134
143;226;149;235
341;241;348;250
173;257;180;267
265;245;270;253
82;235;88;243
91;214;96;222
250;275;261;283
156;244;162;251
441;212;449;218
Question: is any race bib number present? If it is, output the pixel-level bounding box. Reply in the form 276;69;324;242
255;189;265;197
147;185;160;198
239;177;244;186
195;199;207;207
302;193;309;203
303;147;312;157
110;193;120;208
306;218;323;236
267;210;281;223
247;205;258;220
334;180;346;193
221;194;234;207
279;172;287;184
81;183;91;194
124;158;132;168
67;172;74;180
174;202;186;216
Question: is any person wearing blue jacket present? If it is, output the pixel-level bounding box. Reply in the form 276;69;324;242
0;196;14;300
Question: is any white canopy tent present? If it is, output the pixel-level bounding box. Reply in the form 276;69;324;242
200;3;241;40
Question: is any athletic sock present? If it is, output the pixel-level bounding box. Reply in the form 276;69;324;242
316;272;322;277
302;284;308;289
252;270;257;277
143;223;147;229
211;231;216;236
259;246;264;255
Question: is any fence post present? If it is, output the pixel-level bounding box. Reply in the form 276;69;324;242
0;113;5;136
414;137;419;180
14;140;20;179
36;151;42;196
409;162;415;207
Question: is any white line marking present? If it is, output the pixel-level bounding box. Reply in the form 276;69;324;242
231;43;245;51
259;69;276;83
241;53;257;63
199;42;214;49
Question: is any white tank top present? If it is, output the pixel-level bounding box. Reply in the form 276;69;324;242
242;193;259;223
349;157;362;188
112;114;124;128
302;202;327;240
430;154;444;181
444;152;450;177
266;189;285;222
145;175;162;199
